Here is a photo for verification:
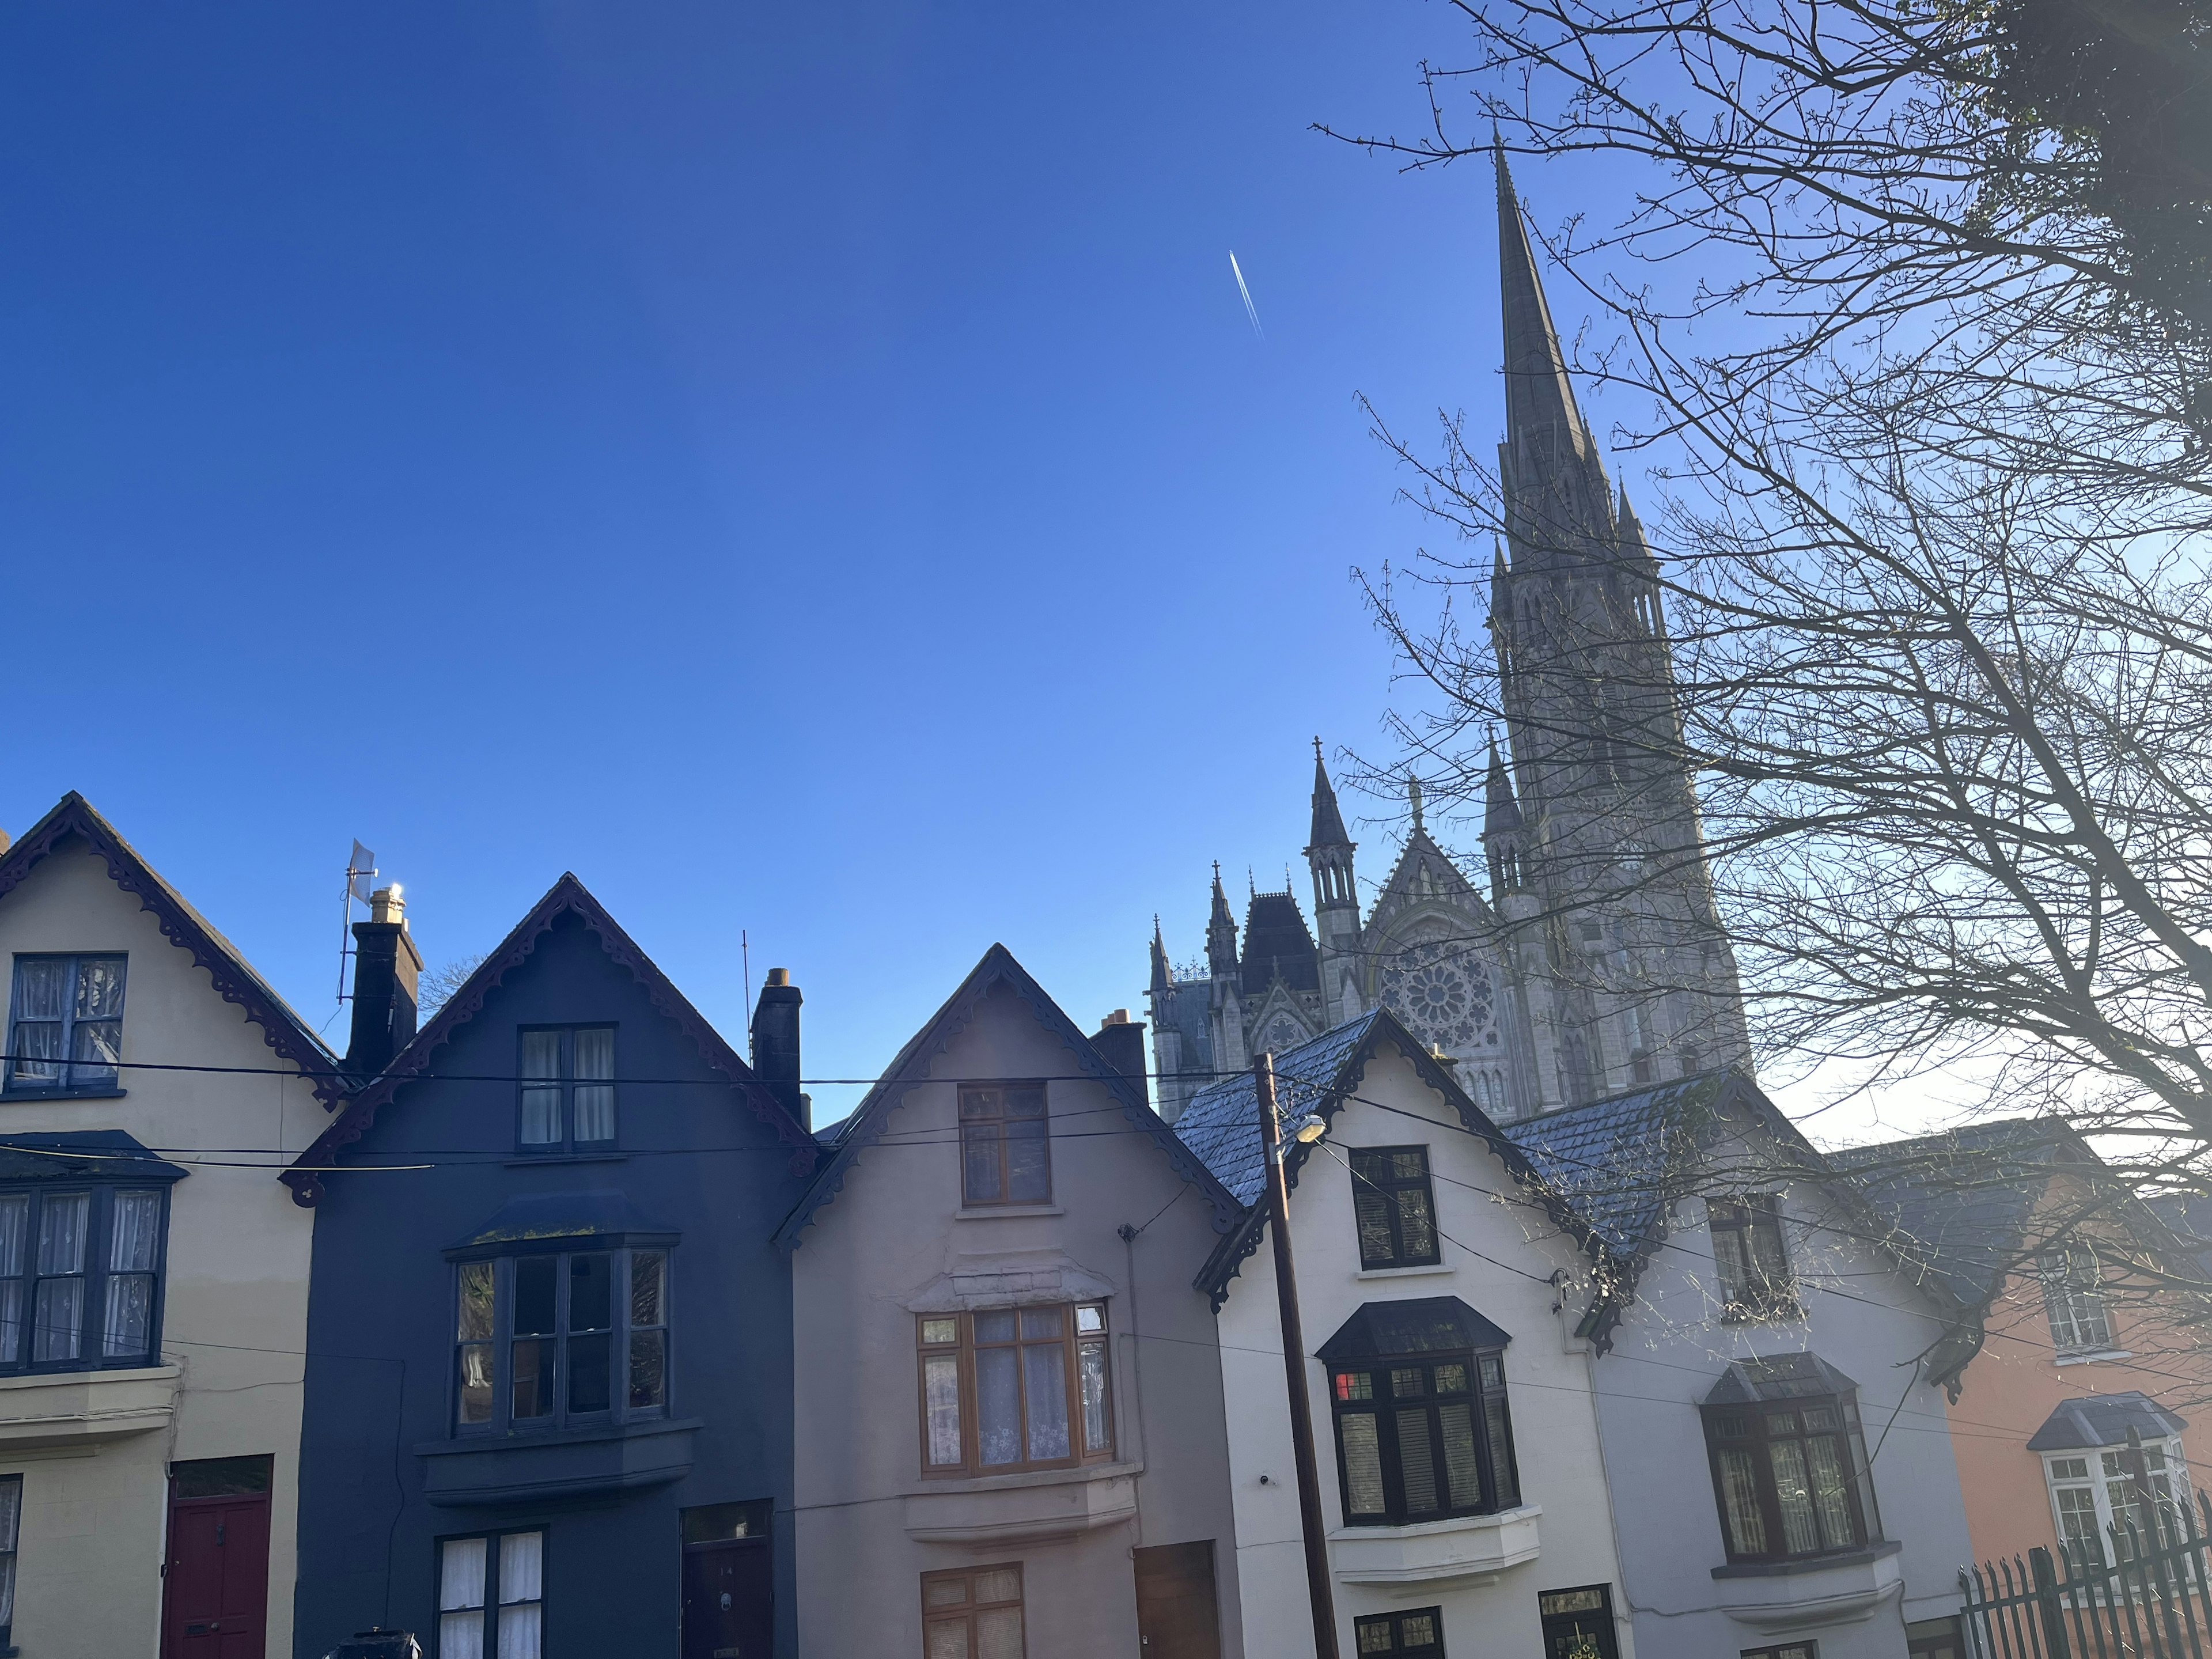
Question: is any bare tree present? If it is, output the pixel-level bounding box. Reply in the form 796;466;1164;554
416;954;487;1022
1334;0;2212;1182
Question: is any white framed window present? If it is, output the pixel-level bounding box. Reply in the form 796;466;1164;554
2044;1441;2192;1565
438;1528;543;1658
2039;1247;2114;1353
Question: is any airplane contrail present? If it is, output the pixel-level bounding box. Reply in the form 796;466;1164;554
1228;250;1264;340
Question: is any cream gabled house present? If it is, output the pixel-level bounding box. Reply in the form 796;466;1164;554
0;794;346;1658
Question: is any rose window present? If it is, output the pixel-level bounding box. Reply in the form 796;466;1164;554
1380;937;1496;1052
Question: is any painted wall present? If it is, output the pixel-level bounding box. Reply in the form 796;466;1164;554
1942;1181;2212;1568
1590;1157;1976;1659
1213;1042;1630;1659
291;908;809;1658
0;840;325;1659
790;979;1245;1659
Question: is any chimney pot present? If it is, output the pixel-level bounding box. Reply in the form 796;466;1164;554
1105;1009;1130;1025
765;967;789;987
370;884;406;925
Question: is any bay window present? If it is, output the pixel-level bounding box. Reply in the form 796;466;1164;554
0;1180;169;1372
2044;1440;2192;1565
452;1247;668;1433
1700;1355;1882;1565
916;1302;1112;1475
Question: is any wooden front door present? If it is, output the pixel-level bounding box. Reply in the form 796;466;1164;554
681;1537;772;1659
1134;1540;1222;1659
161;1457;273;1659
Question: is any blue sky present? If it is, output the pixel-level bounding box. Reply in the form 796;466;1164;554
1;3;1660;1128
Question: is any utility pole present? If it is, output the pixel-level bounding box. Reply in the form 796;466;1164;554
1258;1051;1340;1659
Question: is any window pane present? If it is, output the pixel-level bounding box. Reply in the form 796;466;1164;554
571;1028;614;1080
572;1085;615;1145
1336;1371;1373;1402
70;1019;122;1085
569;1255;612;1332
627;1329;666;1411
926;1622;970;1659
496;1603;541;1659
922;1317;958;1346
1719;1448;1768;1555
441;1537;489;1609
74;959;126;1021
1005;1087;1046;1119
568;1332;611;1414
1484;1395;1518;1507
1402;1613;1438;1646
973;1310;1016;1344
1357;1616;1396;1654
630;1253;665;1330
1023;1342;1070;1460
960;1087;999;1120
1748;1211;1791;1286
976;1347;1021;1465
1355;1192;1395;1267
1433;1363;1467;1395
1397;1188;1437;1260
499;1531;543;1603
33;1278;81;1362
1439;1403;1482;1509
1005;1116;1050;1203
1397;1410;1439;1513
12;960;65;1022
1768;1440;1820;1554
518;1088;561;1147
109;1191;160;1272
1074;1304;1104;1334
513;1259;556;1336
1340;1413;1385;1514
1711;1225;1752;1305
0;1554;13;1628
0;1195;27;1278
7;1020;61;1085
458;1262;495;1342
1018;1306;1062;1340
1080;1340;1111;1454
520;1032;561;1081
925;1578;969;1608
1805;1434;1859;1549
38;1192;88;1275
1391;1368;1426;1399
511;1339;554;1420
0;1474;21;1550
973;1568;1020;1603
962;1127;1003;1204
0;1282;21;1366
440;1612;486;1659
975;1607;1022;1659
925;1353;963;1465
458;1343;494;1425
103;1272;154;1357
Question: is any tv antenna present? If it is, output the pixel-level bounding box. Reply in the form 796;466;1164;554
741;929;752;1056
336;840;377;1006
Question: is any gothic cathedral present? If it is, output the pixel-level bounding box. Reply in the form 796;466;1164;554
1146;151;1751;1126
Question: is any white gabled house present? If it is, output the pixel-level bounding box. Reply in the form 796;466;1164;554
1175;1007;1633;1659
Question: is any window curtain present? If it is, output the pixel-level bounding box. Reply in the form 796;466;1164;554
440;1537;488;1659
571;1029;614;1145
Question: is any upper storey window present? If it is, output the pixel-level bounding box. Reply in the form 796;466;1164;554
6;956;126;1095
2039;1245;2114;1354
1351;1147;1442;1271
959;1084;1050;1207
0;1183;168;1371
1709;1195;1798;1322
454;1247;668;1433
1699;1355;1882;1566
916;1303;1113;1475
518;1027;616;1153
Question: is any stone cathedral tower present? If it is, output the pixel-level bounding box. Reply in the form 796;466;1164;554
1144;149;1750;1126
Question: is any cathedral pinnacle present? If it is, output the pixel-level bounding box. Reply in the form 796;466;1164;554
1494;143;1591;464
1150;915;1172;994
1483;732;1524;836
1307;742;1352;852
1408;775;1426;834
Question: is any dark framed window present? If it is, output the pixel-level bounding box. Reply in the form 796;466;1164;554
1906;1618;1964;1659
517;1026;616;1153
1708;1195;1797;1320
2038;1246;2113;1353
1741;1646;1816;1659
452;1248;667;1433
1330;1350;1517;1527
0;1474;18;1650
1351;1147;1441;1270
958;1083;1050;1206
1539;1586;1619;1659
0;1183;168;1372
439;1528;542;1658
1355;1607;1444;1656
5;955;126;1094
1702;1393;1878;1563
921;1563;1024;1658
916;1302;1111;1475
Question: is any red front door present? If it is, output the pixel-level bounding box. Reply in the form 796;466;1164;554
161;1490;270;1659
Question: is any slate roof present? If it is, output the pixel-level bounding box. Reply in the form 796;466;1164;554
0;793;348;1105
2027;1391;2188;1452
449;1191;681;1251
774;944;1240;1249
1240;892;1320;996
2145;1192;2212;1279
0;1130;188;1184
1499;1071;1737;1255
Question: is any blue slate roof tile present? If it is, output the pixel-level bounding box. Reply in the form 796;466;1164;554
2027;1391;2187;1452
1174;1012;1387;1207
1499;1073;1733;1255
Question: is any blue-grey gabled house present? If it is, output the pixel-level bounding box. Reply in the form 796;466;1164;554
286;874;817;1659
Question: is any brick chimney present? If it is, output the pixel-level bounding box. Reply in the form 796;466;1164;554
751;968;805;1132
1092;1009;1147;1111
346;885;422;1078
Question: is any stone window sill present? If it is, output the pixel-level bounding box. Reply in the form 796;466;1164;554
499;1152;630;1168
953;1205;1066;1221
1713;1538;1903;1580
1356;1263;1455;1282
902;1460;1141;1544
2054;1347;2133;1366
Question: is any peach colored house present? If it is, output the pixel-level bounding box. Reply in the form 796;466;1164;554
1839;1121;2212;1577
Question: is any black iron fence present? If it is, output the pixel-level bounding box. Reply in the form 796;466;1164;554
1962;1491;2212;1659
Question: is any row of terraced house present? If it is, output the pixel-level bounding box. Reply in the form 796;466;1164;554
6;150;2211;1659
2;789;2206;1659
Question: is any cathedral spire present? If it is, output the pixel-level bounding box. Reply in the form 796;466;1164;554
1495;143;1590;463
1483;733;1523;836
1408;775;1426;834
1150;916;1172;995
1307;738;1351;852
1206;863;1238;976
